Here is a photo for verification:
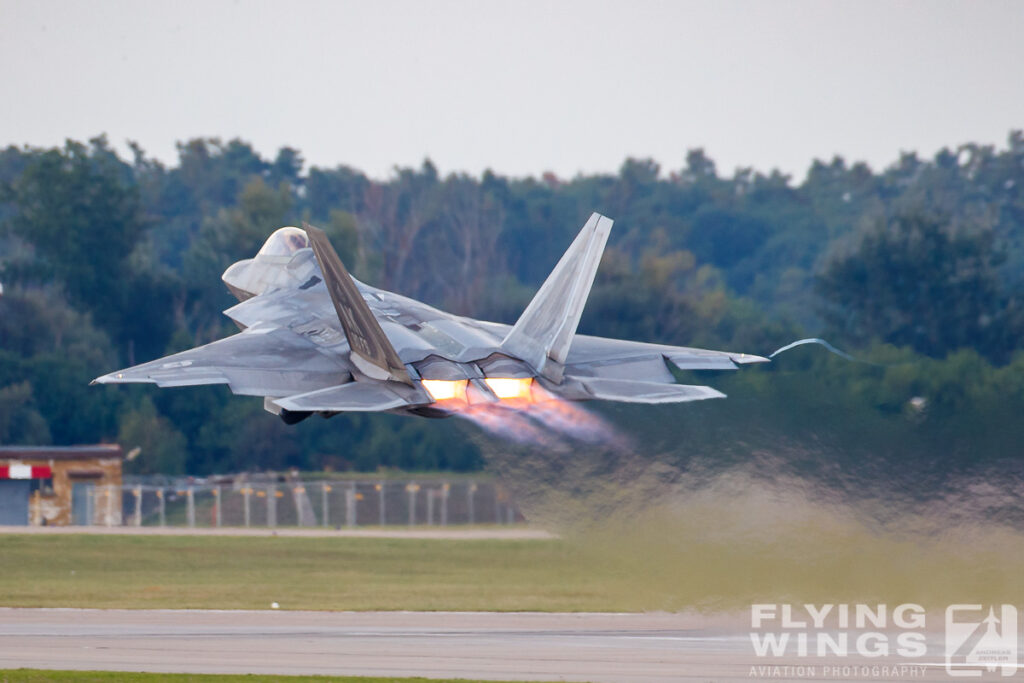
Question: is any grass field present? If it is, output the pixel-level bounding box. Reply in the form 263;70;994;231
0;672;551;683
2;492;1023;612
0;533;639;612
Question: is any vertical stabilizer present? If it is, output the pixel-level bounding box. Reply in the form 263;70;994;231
304;223;413;386
501;212;613;378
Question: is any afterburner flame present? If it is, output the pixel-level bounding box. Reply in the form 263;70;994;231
421;379;468;402
423;376;627;449
484;377;534;400
455;377;629;450
422;377;539;405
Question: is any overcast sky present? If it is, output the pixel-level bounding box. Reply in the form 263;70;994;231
2;0;1022;181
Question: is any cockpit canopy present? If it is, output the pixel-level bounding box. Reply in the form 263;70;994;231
257;226;309;257
223;226;316;301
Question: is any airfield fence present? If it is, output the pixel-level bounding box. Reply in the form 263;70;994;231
81;478;523;528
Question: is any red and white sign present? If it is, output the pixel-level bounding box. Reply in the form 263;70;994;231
0;465;52;479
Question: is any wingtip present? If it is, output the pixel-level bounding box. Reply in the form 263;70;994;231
91;371;135;385
731;353;771;365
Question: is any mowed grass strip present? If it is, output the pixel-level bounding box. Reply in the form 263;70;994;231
0;534;639;612
0;671;566;683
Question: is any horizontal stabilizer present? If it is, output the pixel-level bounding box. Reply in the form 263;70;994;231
273;381;428;413
579;377;725;404
502;213;613;377
564;333;769;372
304;222;413;386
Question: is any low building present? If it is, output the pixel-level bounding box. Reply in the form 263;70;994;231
0;445;124;526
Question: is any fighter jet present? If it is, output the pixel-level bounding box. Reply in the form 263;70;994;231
93;213;768;424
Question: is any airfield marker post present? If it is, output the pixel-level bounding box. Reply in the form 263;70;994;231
133;486;142;527
214;486;222;527
106;485;115;527
426;489;435;525
345;485;356;528
243;488;251;527
267;484;277;528
467;482;476;525
495;486;502;524
407;483;418;526
321;483;330;527
157;489;165;527
441;483;449;526
85;487;94;525
292;483;308;526
186;488;195;528
377;482;385;525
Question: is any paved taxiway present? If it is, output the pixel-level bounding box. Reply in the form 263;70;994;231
0;608;957;682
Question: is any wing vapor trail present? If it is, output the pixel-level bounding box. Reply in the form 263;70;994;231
768;338;883;365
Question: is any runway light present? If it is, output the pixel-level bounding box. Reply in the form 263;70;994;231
484;377;534;400
421;379;468;402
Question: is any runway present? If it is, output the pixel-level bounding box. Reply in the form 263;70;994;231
0;608;958;682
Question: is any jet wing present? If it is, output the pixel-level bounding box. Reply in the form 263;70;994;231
92;325;351;397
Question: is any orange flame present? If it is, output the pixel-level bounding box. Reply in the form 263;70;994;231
419;377;628;448
421;379;468;402
483;377;534;399
422;377;545;406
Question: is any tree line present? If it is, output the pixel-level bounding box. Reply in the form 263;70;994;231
1;134;1022;480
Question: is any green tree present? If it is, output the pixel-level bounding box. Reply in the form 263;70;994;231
817;213;1009;360
181;177;294;340
6;138;144;345
117;396;187;474
0;382;51;445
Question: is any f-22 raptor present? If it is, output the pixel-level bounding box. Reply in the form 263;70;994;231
94;214;768;423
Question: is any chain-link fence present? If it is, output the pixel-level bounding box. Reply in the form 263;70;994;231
86;478;522;528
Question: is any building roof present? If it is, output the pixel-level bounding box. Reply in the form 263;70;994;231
0;445;124;461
